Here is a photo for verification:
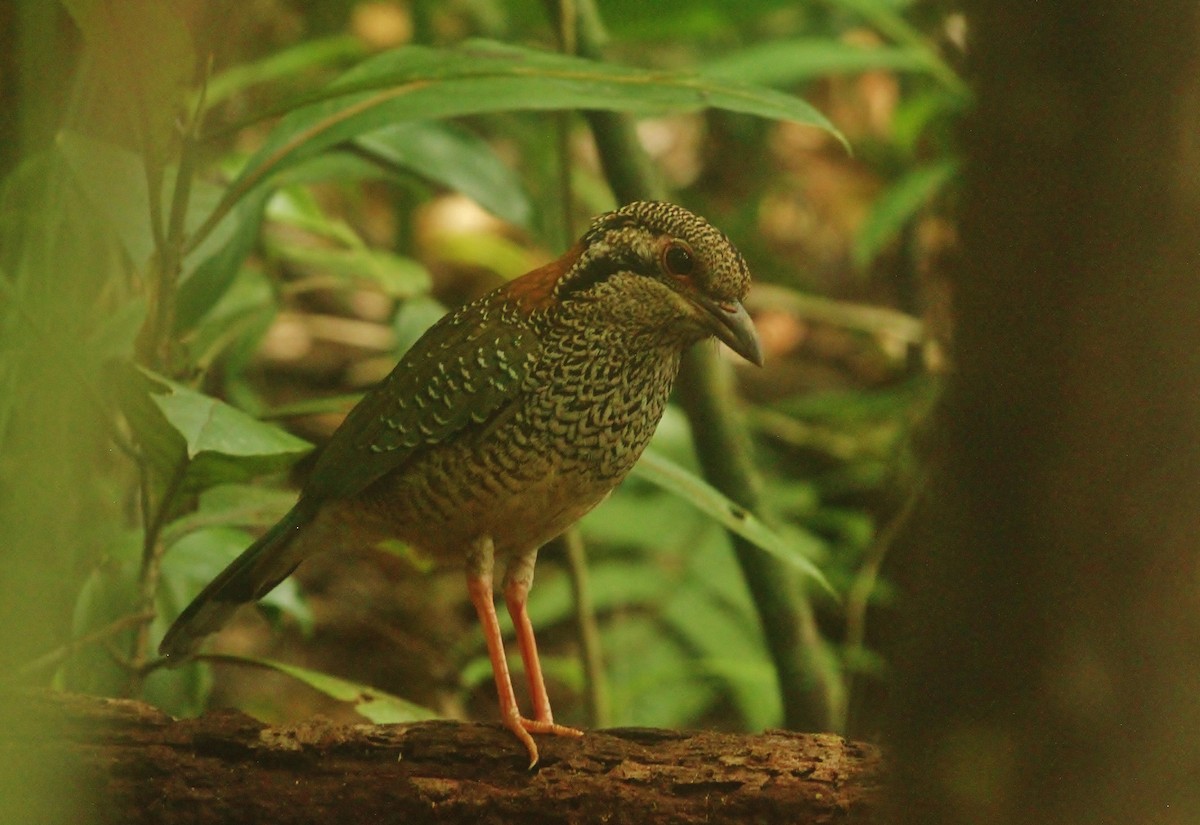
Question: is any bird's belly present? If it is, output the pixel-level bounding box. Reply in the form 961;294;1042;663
331;446;620;565
470;471;610;556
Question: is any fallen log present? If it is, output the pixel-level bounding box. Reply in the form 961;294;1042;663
12;690;883;824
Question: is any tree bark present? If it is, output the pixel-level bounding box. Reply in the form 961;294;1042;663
14;691;882;824
886;2;1200;824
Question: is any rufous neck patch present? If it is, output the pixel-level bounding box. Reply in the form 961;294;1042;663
503;243;585;313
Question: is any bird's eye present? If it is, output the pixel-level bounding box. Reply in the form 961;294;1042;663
662;241;696;279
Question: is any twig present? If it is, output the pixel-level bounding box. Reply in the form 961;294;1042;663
747;283;924;345
840;471;927;729
14;612;157;680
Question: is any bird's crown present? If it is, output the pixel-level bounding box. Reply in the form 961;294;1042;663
561;201;752;305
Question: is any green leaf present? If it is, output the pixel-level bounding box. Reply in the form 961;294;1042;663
749;283;924;344
694;657;781;729
853;160;958;267
55;131;158;271
603;616;716;727
822;0;969;97
204;35;367;109
354;121;532;227
264;186;432;297
117;365;312;492
201;654;438;724
459;653;583;695
580;483;700;549
65;533;143;696
161;525;255;583
199;39;843;242
494;560;677;636
176;189;271;333
703;39;932;87
632;449;833;594
393;295;448;355
159;524;311;633
185;265;277;376
663;588;781;730
272;240;431;298
430;232;540;282
163;484;297;545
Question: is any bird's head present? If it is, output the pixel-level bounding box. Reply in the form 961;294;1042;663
511;201;763;365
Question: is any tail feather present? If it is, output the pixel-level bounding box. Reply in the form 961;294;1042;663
159;504;313;660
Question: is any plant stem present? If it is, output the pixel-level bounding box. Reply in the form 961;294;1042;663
127;457;188;696
841;473;926;731
547;0;609;730
549;530;610;728
554;0;844;731
16;612;157;680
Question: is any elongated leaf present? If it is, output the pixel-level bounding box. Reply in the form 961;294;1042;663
854;160;958;267
632;449;833;593
86;296;148;360
207;39;842;235
354;121;532;227
430;232;540;281
201;654;437;724
204;35;366;109
459;654;583;695
750;283;924;344
822;0;969;96
272;240;431;297
161;484;297;546
494;560;678;635
694;657;781;730
177;189;270;333
703;39;931;86
264;184;432;296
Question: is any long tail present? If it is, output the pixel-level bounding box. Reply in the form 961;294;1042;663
159;504;313;660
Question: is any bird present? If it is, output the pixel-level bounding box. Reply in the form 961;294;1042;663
159;200;763;766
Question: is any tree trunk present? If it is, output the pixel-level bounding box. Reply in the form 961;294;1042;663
887;2;1200;824
12;690;882;824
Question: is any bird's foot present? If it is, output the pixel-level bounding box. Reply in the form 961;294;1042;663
503;713;584;769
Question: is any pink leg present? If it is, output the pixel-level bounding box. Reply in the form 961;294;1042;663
505;550;559;724
466;539;580;768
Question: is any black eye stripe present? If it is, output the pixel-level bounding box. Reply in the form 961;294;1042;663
557;247;654;298
560;221;702;300
559;254;625;297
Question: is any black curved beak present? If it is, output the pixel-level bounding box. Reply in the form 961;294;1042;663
694;296;764;366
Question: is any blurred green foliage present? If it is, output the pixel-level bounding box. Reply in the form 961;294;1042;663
0;0;957;777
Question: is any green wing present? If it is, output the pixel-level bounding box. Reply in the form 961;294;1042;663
303;301;538;502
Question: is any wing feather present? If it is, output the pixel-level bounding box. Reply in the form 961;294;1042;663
303;300;538;502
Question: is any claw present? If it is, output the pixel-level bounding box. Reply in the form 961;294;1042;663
503;713;584;768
